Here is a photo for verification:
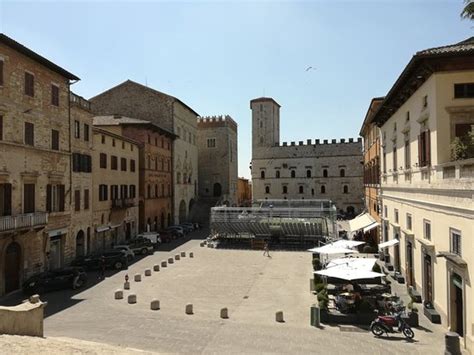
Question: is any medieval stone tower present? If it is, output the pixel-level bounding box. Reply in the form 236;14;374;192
251;97;281;155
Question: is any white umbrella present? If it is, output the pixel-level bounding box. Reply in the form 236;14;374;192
307;245;358;255
331;240;365;249
326;257;377;271
314;268;385;281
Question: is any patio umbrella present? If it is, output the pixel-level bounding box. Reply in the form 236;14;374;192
326;257;377;271
307;245;358;255
314;268;385;281
331;240;365;249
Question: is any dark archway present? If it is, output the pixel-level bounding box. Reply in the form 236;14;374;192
5;242;21;293
179;200;187;223
76;230;85;258
189;198;195;213
213;183;222;197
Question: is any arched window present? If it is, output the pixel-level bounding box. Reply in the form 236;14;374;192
306;170;311;178
261;170;265;179
321;185;326;194
183;173;187;184
276;170;280;178
343;185;349;194
340;169;345;177
291;170;296;178
323;169;328;178
265;186;270;194
299;186;304;194
282;186;287;194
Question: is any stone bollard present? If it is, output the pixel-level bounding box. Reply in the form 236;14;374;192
190;252;194;258
153;264;160;272
275;311;284;323
220;307;229;319
185;304;193;315
128;294;137;304
150;299;160;310
29;294;41;304
114;289;124;300
181;251;186;257
161;261;167;268
134;274;142;282
445;332;461;355
200;242;205;247
145;269;152;276
175;254;180;261
124;281;130;290
168;257;174;264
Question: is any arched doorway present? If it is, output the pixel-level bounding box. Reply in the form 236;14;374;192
76;230;85;258
213;183;222;197
179;200;186;223
5;242;21;294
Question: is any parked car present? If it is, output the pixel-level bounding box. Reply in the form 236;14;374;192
137;232;161;248
71;250;128;270
126;237;154;255
166;226;185;237
113;245;135;261
181;222;195;231
158;231;175;243
23;267;87;295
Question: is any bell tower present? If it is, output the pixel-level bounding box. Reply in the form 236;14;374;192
250;97;281;157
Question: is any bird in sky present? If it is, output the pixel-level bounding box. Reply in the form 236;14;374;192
305;66;317;72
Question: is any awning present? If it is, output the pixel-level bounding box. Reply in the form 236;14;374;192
363;222;380;233
348;213;376;233
308;245;358;255
326;257;377;271
47;227;68;238
96;225;110;233
314;268;385;281
378;239;399;250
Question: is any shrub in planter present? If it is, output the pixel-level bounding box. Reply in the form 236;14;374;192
317;288;329;310
315;283;325;293
312;258;322;271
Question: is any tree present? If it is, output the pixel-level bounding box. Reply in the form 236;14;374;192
461;0;474;20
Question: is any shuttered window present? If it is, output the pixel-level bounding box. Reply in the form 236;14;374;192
84;189;90;210
100;153;107;169
51;84;59;106
24;122;34;146
99;184;108;201
130;159;136;172
23;183;35;213
0;183;12;216
74;190;81;211
418;130;431;167
111;156;118;170
0;115;3;141
84;124;90;141
121;157;127;171
51;129;59;150
24;72;34;97
46;184;65;212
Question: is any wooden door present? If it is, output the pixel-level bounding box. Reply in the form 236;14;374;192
5;242;21;293
424;254;433;302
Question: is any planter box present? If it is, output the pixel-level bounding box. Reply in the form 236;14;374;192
424;306;441;324
319;309;376;326
402;312;419;327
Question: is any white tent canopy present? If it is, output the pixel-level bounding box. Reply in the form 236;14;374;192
326;257;377;271
348;213;376;233
314;268;385;281
378;239;400;250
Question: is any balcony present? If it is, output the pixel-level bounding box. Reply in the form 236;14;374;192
0;212;48;233
111;198;135;209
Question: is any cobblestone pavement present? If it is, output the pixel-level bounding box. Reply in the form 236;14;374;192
42;229;449;354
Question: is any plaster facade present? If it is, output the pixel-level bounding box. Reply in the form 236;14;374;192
251;97;364;215
197;115;238;206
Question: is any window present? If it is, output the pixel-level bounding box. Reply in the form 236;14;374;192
121;157;127;171
148;135;151;144
0;115;3;140
84;124;89;142
72;153;91;172
112;139;115;147
418;130;431;167
51;84;59;106
147;185;151;198
423;219;431;241
147;155;151;169
155;184;158;198
207;138;216;148
154;158;158;171
177;172;181;184
320;185;326;194
74;120;80;139
311;189;314;196
24;122;34;146
383;149;387;173
99;184;108;201
24;72;34;97
450;229;462;256
384;205;388;218
323;169;328;178
276;170;280;178
394;209;399;223
406;111;410;122
129;185;136;199
84;189;90;210
392;143;397;170
155;137;158;146
74;190;81;211
404;137;410;169
423;95;428;108
46;184;65;212
51;129;59;150
343;185;348;194
111;156;118;170
130;159;136;172
122;141;125;149
340;169;345;177
100;153;107;169
101;135;105;144
306;170;312;178
24;183;35;213
161;184;165;197
0;59;3;86
110;185;118;200
406;213;412;231
265;186;270;194
291;170;296;178
260;170;265;179
299;186;304;194
454;83;474;98
282;185;287;194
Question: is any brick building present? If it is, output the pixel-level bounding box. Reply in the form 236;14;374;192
237;177;252;206
93;115;175;233
0;34;79;296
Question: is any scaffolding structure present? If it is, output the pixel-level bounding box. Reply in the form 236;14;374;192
210;199;338;248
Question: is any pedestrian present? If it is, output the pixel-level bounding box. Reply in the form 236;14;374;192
263;240;270;257
99;255;106;280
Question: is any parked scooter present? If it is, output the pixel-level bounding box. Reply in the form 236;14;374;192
370;310;415;339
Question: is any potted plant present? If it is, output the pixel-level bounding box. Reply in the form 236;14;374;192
312;257;322;271
407;298;419;327
317;287;329;322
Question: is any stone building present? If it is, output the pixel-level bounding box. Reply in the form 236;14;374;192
197;115;238;205
250;97;364;215
91;127;139;251
0;34;79;296
359;97;384;245
90;80;199;224
372;38;474;351
93;115;175;233
70;93;94;258
237;177;252;206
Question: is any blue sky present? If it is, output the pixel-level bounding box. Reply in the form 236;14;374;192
1;1;472;178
